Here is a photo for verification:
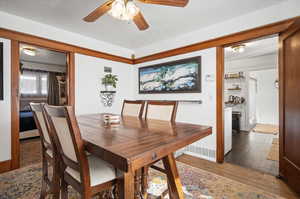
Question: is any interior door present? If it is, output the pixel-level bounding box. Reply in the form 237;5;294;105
279;19;300;194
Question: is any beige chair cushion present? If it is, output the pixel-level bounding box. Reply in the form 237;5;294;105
36;111;51;144
65;155;119;186
122;103;142;117
147;104;174;121
52;116;78;162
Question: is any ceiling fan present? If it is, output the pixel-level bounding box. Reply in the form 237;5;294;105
83;0;189;31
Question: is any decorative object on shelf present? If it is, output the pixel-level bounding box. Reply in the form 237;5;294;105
56;76;67;105
224;72;244;79
103;114;120;125
227;84;241;91
225;95;245;106
139;56;201;94
102;73;118;91
100;91;116;107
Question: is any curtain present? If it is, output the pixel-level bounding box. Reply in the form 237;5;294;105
47;72;60;105
20;69;48;97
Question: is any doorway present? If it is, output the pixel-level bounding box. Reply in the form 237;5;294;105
222;37;279;175
18;43;68;167
10;40;74;170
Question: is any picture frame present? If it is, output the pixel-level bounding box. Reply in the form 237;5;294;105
0;42;3;100
138;56;201;94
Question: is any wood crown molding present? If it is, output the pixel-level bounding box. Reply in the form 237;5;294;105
0;28;133;64
0;16;298;66
133;16;299;64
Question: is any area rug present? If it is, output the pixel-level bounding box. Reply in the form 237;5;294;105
267;138;279;161
0;162;285;199
253;124;279;135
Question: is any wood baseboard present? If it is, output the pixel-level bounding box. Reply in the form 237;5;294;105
0;160;11;174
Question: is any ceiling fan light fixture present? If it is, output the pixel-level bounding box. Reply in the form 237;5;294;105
108;0;140;21
126;1;140;19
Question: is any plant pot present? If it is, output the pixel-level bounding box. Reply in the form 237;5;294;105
105;84;114;91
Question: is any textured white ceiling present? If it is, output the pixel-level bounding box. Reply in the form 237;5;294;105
0;0;285;50
225;36;278;61
20;44;67;66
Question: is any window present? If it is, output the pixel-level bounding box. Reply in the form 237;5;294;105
20;70;48;96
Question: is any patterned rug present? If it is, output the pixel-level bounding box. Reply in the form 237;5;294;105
0;162;285;199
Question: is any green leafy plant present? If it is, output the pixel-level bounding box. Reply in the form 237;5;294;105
102;73;118;88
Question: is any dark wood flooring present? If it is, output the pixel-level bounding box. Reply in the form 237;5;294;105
225;131;279;176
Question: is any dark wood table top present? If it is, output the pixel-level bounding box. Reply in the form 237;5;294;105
78;114;212;172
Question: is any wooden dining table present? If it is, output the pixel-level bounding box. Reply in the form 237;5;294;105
77;113;212;199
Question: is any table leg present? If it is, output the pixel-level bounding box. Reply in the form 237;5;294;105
119;171;135;199
162;154;185;199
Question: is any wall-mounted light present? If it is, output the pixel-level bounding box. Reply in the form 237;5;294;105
23;48;36;56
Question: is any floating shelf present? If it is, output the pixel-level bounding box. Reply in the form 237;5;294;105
227;88;241;91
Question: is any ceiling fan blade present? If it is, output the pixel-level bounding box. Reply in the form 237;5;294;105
133;12;149;31
138;0;189;7
83;0;114;22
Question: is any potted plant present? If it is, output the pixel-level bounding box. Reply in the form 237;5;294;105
102;73;118;91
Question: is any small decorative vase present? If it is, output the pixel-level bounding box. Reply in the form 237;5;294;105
105;84;114;91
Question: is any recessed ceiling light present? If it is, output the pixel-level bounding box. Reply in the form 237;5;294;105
23;48;36;56
231;44;246;53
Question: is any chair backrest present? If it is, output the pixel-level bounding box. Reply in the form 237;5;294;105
43;105;91;184
145;101;178;122
30;103;53;151
121;100;145;118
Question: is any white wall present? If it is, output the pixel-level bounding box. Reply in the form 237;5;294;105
134;48;217;161
75;54;134;115
251;69;279;125
0;11;134;58
135;0;300;57
0;38;11;162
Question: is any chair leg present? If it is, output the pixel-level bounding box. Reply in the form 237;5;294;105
40;156;48;199
60;178;68;199
112;184;119;199
141;166;149;199
51;160;61;199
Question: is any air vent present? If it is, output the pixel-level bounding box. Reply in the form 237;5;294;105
184;145;216;161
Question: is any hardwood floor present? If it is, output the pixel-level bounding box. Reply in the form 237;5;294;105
20;137;42;168
177;154;299;199
225;131;279;176
18;137;299;198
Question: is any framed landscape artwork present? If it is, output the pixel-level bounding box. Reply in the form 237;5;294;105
0;42;3;100
139;56;201;94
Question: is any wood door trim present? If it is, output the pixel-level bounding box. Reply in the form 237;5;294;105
216;47;224;163
11;40;20;170
0;160;11;174
133;17;298;64
0;28;133;64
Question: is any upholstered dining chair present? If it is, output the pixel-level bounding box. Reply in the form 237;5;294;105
29;103;60;199
121;100;145;118
43;105;121;199
142;100;179;198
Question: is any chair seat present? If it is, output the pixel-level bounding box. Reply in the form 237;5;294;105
65;155;119;186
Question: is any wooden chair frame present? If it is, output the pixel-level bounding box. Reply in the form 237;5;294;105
143;100;179;198
30;103;60;199
145;101;178;122
121;100;146;118
44;105;117;199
